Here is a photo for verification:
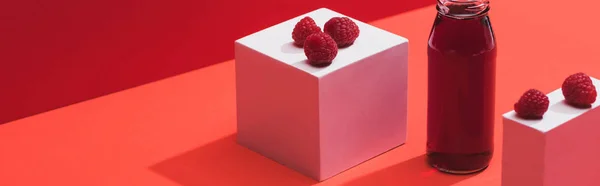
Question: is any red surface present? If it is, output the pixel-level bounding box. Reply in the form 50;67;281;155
0;0;432;125
2;0;600;186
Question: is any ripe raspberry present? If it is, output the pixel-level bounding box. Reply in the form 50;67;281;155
292;16;322;47
304;32;338;66
324;17;360;48
514;89;550;119
562;72;597;108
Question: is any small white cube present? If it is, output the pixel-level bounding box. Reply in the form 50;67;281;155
502;77;600;186
234;8;409;181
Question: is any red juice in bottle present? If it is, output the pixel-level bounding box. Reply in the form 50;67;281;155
426;0;497;174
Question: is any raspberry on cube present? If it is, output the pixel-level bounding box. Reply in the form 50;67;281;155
562;72;597;108
324;17;360;48
502;76;600;186
234;8;409;181
514;89;550;119
292;16;322;47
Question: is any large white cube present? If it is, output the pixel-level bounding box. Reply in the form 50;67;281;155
234;8;409;181
502;77;600;186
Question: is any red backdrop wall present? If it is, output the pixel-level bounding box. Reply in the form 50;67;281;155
0;0;433;124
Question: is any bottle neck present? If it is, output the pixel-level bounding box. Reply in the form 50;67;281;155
436;0;490;19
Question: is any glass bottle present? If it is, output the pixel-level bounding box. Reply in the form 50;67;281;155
426;0;497;174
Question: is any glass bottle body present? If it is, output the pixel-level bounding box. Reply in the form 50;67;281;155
426;0;497;174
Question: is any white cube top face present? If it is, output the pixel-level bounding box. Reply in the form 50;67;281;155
503;77;600;133
235;8;408;78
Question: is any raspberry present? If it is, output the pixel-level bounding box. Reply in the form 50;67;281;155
292;17;322;47
303;32;338;67
514;89;550;119
562;72;597;108
324;17;360;48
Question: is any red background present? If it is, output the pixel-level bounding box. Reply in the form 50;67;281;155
0;0;432;124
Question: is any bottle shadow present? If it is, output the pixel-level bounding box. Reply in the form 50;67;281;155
149;134;316;186
342;154;479;186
